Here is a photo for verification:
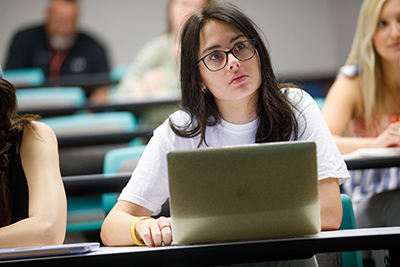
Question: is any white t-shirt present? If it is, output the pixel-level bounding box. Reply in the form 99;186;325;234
119;88;350;214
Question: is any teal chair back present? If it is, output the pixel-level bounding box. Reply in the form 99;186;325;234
41;111;138;232
339;194;363;267
16;87;86;110
102;145;147;213
66;196;105;232
109;63;131;82
3;68;45;87
314;97;325;110
40;111;136;137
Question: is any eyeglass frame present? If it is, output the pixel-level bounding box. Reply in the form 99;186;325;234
196;39;257;72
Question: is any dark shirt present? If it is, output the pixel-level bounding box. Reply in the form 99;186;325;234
8;131;28;223
5;25;110;77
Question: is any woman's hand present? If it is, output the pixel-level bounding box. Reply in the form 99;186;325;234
101;201;171;247
369;122;400;148
135;216;172;247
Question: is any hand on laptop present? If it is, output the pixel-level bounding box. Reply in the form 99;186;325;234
135;216;172;247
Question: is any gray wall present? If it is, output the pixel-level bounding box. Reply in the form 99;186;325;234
0;0;362;80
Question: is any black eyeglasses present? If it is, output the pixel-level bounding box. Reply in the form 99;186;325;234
197;39;257;72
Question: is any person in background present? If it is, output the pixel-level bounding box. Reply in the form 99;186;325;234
114;0;210;125
322;0;400;265
101;2;349;266
5;0;110;104
0;64;67;249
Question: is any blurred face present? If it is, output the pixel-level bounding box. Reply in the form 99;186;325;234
46;0;78;50
373;0;400;63
169;0;207;34
198;20;262;108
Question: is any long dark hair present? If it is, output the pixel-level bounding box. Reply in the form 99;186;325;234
0;78;39;227
170;1;300;147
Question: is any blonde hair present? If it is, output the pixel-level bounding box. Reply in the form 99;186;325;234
343;0;386;125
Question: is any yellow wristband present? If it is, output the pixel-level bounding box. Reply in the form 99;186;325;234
129;216;154;246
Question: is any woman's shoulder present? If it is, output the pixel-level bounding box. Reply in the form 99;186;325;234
26;121;54;133
152;110;200;150
153;110;192;134
140;33;172;51
280;87;305;95
22;121;57;144
323;69;363;118
133;33;173;65
333;64;361;94
329;72;362;102
168;110;192;125
338;65;359;78
19;121;59;167
280;87;313;104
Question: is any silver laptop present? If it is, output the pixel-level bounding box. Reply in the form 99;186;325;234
167;141;321;245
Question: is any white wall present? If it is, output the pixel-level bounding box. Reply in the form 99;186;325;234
0;0;362;80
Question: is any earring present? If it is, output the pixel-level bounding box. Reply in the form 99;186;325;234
201;85;207;93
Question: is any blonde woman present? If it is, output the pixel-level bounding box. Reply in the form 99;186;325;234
322;0;400;264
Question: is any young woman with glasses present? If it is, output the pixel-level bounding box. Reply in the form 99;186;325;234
101;3;349;265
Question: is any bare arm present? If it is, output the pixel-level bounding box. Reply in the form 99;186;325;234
318;178;342;231
322;76;372;154
101;200;172;247
0;121;67;249
322;76;400;154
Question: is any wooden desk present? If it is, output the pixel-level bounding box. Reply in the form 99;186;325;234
1;227;399;266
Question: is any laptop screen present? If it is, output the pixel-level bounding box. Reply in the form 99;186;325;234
167;141;320;245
